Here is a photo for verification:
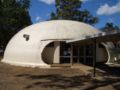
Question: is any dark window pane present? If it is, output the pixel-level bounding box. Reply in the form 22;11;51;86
86;57;93;65
60;42;71;56
86;49;93;56
79;57;84;63
60;57;70;63
73;46;78;56
73;57;78;63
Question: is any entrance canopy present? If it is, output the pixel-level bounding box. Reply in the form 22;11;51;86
66;30;120;44
66;30;120;77
42;30;120;45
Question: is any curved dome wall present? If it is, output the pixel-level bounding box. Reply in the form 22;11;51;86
2;20;104;67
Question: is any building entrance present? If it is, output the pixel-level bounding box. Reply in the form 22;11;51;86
60;42;94;65
60;42;71;63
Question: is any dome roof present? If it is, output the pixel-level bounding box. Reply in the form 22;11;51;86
20;20;100;40
2;20;101;67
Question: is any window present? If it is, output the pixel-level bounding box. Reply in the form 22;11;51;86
60;42;71;63
60;42;71;56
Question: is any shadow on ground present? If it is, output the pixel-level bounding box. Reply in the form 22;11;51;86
16;71;120;90
0;61;120;90
87;63;120;76
96;64;120;76
16;74;91;89
85;64;120;90
84;76;120;90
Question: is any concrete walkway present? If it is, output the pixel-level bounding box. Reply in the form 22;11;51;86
51;63;94;75
71;64;93;74
51;63;108;76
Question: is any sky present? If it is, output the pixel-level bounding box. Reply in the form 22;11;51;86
29;0;120;29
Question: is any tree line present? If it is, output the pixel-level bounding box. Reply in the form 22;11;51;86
0;0;119;51
0;0;31;50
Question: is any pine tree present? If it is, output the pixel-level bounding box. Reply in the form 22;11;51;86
50;0;98;25
101;22;119;32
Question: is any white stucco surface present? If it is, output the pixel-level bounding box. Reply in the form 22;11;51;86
2;20;102;67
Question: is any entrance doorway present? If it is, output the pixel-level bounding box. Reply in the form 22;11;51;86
60;42;94;65
60;42;71;63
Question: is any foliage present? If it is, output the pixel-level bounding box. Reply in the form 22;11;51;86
0;0;32;49
101;22;120;50
101;22;119;32
50;0;98;25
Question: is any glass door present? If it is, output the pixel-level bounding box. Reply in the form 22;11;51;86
78;44;94;65
73;45;79;63
60;42;71;63
79;46;85;63
85;45;94;65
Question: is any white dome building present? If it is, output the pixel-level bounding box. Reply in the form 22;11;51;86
2;20;110;67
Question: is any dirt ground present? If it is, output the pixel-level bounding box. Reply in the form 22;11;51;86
0;58;120;90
